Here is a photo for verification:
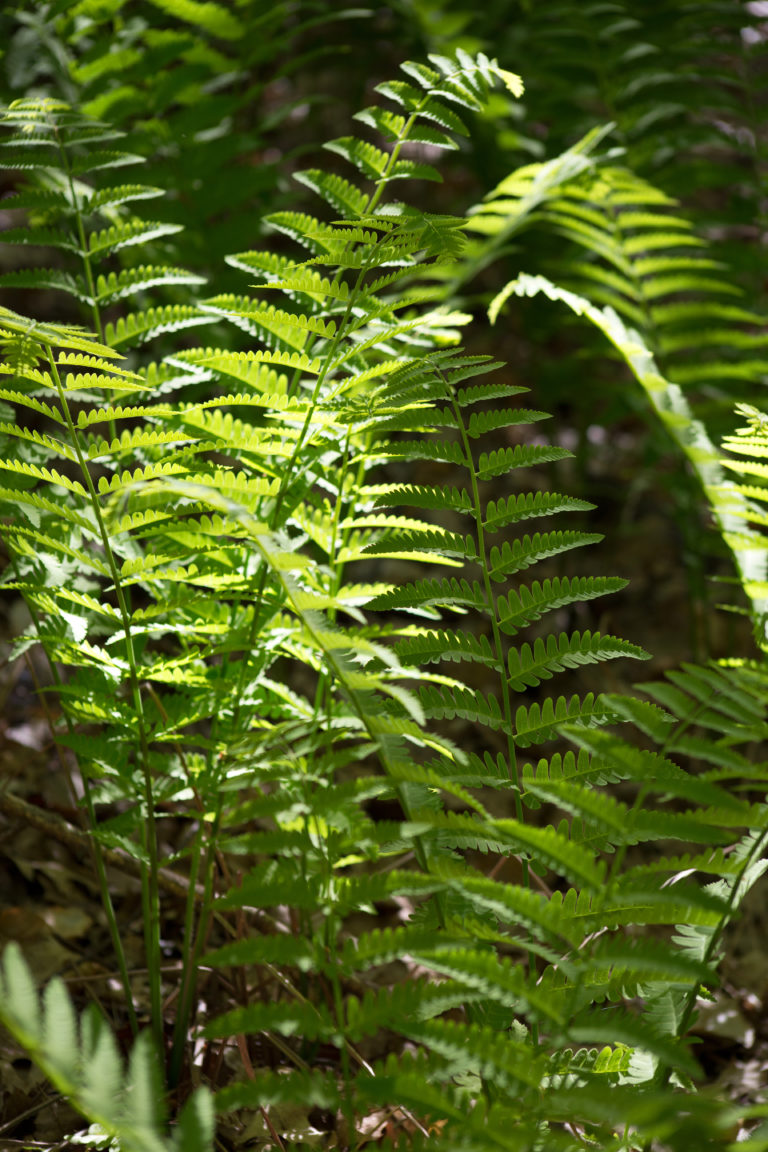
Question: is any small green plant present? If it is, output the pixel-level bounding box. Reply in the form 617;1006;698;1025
1;40;768;1152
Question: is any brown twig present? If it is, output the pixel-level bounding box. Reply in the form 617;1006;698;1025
237;1033;287;1152
0;788;202;902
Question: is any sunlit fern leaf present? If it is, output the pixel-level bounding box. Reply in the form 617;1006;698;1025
371;483;474;515
492;273;768;622
395;627;500;669
293;167;368;215
484;491;595;530
4;46;761;1152
560;725;747;810
367;575;487;614
104;305;211;348
476;442;572;479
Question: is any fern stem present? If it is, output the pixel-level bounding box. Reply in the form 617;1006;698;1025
141;681;223;1086
52;120;104;346
443;372;541;1049
363;109;421;216
169;814;220;1089
446;376;523;813
326;914;357;1147
14;596;139;1037
636;822;768;1152
228;236;385;736
670;826;768;1042
45;347;164;1058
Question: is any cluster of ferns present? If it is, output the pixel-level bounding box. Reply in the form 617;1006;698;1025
0;4;768;1150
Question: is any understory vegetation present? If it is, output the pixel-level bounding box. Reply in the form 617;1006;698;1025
1;3;768;1150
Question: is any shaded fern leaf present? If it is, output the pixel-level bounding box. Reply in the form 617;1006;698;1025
507;631;649;690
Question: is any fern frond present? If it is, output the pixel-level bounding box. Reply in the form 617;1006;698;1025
395;627;500;669
91;265;206;304
514;693;618;748
419;682;506;730
477;442;572;479
494;274;768;621
0;944;213;1152
105;305;211;348
86;218;182;257
371;483;474;515
484;491;594;530
488;531;604;579
497;575;628;635
293;168;368;215
507;631;648;690
367;575;487;614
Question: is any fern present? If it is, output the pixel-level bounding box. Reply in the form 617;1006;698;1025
0;944;214;1152
456;97;768;651
0;97;211;356
1;0;371;288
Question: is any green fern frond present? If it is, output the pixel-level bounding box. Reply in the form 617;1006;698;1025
0;944;213;1152
203;998;335;1044
523;747;625;789
488;531;604;579
364;527;477;560
395;627;500;669
493;274;768;621
367;575;487;614
293;168;368;215
105;305;211;348
514;693;618;748
371;483;474;515
411;945;565;1025
4;42;757;1151
215;1066;341;1116
86;218;182;257
497;575;628;635
507;631;648;690
484;491;594;530
419;682;506;729
91;265;205;304
477;442;572;479
560;726;745;810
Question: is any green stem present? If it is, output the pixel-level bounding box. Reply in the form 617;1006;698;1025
446;372;538;1048
52;117;103;345
637;823;768;1152
46;347;164;1058
169;809;220;1088
17;594;139;1037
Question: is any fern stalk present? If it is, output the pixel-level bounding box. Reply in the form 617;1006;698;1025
441;368;541;1044
56;123;103;343
15;590;139;1037
223;256;365;733
45;347;163;1053
169;811;220;1090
